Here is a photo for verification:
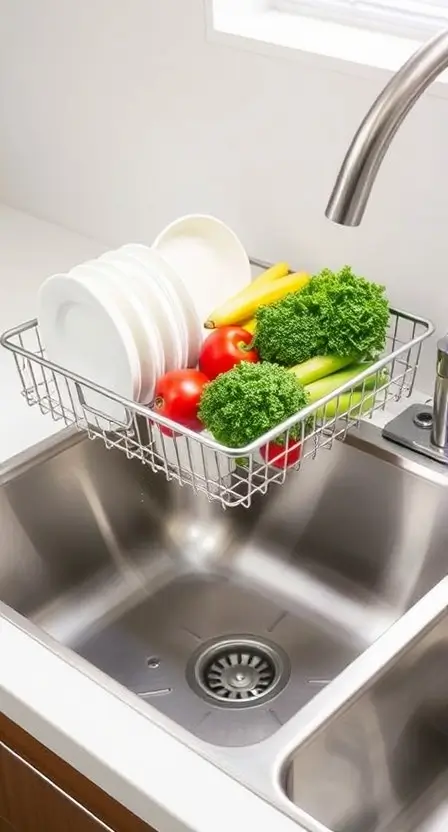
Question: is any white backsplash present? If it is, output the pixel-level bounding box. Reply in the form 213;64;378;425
0;0;446;392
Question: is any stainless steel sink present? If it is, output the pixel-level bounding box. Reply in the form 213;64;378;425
1;422;447;825
284;599;448;832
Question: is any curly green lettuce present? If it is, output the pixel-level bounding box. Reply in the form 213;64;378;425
254;292;325;366
198;361;309;449
254;266;389;366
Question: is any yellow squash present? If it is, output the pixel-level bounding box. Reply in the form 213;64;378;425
205;271;311;329
252;261;290;287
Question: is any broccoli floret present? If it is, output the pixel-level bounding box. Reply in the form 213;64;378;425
198;362;309;449
254;266;389;366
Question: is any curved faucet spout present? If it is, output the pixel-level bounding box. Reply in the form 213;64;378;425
326;29;448;226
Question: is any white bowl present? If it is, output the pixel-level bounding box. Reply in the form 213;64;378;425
122;244;202;368
101;248;185;373
152;214;251;325
70;260;164;404
38;272;142;427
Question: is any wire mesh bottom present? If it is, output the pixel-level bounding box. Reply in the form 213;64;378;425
1;300;433;508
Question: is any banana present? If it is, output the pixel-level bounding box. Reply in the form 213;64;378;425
210;263;290;333
242;317;257;335
252;262;290;287
205;271;311;329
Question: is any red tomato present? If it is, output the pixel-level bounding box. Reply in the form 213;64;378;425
199;326;259;380
154;369;209;436
260;439;302;469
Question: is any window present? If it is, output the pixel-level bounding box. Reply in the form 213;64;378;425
209;0;448;85
274;0;448;39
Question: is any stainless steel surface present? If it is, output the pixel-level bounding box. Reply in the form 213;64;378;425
1;741;117;832
186;635;290;707
0;258;433;508
432;336;448;448
325;29;448;226
1;424;447;827
284;604;448;832
384;403;448;465
0;431;362;747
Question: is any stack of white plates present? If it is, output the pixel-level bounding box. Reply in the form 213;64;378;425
37;215;251;428
38;245;202;424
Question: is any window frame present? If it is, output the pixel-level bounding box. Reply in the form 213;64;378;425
207;0;448;99
274;0;448;41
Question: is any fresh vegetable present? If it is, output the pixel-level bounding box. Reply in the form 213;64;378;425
198;361;309;449
154;369;209;436
290;355;353;385
255;266;389;366
199;326;259;380
205;271;310;329
252;262;290;287
303;267;389;357
315;391;376;421
255;291;324;366
260;439;302;469
305;364;388;404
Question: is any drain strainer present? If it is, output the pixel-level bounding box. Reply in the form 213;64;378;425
187;635;290;708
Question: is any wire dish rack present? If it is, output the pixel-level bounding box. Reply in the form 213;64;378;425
1;258;434;508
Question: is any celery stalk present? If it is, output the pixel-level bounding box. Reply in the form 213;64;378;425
315;391;376;421
289;355;354;385
305;364;388;405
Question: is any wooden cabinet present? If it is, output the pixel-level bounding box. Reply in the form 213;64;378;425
0;751;7;824
0;716;153;832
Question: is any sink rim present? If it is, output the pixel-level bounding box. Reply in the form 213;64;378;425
0;598;213;753
273;577;448;813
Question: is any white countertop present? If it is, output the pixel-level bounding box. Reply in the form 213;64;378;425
0;204;106;461
0;204;300;832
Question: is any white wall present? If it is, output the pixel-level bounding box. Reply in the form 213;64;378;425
0;0;447;391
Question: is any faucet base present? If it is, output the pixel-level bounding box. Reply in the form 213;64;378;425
383;403;448;465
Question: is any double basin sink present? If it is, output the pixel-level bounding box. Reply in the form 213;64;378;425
0;420;447;831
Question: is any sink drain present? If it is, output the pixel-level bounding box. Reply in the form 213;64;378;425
186;636;290;707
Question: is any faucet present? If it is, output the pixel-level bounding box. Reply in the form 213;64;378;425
325;29;448;450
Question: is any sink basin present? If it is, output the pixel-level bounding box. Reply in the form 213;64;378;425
0;429;362;747
284;602;448;832
1;421;447;817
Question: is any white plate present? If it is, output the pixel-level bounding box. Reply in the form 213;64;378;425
100;248;184;373
38;273;141;427
71;260;164;403
152;214;251;325
122;244;201;367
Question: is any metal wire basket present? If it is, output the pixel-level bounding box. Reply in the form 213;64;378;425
1;258;434;508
